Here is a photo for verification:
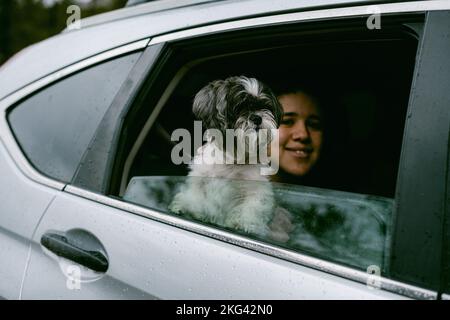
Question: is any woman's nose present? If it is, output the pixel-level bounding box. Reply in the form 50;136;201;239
291;122;310;141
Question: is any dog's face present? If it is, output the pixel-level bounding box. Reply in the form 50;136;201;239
193;76;282;132
193;76;282;155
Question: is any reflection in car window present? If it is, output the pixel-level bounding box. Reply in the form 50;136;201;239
8;52;140;182
123;176;391;271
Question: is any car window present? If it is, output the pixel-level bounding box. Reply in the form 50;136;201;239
124;176;392;270
7;52;141;183
111;21;419;275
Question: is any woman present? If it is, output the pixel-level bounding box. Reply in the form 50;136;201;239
272;88;325;185
268;88;326;242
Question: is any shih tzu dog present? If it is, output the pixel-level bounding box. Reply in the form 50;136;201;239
169;76;284;237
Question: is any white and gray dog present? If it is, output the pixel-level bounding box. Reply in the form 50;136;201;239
169;76;283;237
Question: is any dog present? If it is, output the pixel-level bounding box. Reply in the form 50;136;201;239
169;76;284;237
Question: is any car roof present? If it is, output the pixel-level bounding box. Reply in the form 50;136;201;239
0;0;375;101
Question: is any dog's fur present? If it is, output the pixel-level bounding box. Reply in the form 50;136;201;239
169;76;283;237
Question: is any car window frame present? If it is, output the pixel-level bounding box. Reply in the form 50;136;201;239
0;40;149;190
110;19;426;197
444;134;450;299
444;133;450;300
417;11;450;299
388;10;450;293
6;52;142;184
66;5;446;299
70;43;165;193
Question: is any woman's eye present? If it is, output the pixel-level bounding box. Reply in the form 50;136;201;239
281;118;294;126
307;119;322;130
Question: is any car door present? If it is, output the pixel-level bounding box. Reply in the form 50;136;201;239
18;44;406;300
0;137;58;300
19;4;449;299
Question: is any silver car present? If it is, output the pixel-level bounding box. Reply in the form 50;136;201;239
0;0;449;299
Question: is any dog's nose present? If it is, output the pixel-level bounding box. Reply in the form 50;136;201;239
250;115;262;126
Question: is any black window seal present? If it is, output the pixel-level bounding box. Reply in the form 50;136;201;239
437;11;450;300
389;10;450;292
71;43;167;193
442;117;450;299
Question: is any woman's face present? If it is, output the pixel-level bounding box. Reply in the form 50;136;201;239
278;92;323;177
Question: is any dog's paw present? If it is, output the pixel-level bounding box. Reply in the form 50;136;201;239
267;207;295;243
168;201;183;215
244;223;271;238
226;214;270;237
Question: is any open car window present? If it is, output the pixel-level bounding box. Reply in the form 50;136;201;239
109;17;420;280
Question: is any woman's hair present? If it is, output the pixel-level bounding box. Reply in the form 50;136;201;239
273;81;321;101
274;84;323;118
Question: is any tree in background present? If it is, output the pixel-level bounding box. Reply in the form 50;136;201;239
0;0;127;65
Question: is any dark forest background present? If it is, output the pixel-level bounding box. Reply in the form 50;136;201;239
0;0;128;66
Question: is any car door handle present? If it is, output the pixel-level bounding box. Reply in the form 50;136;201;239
41;232;109;273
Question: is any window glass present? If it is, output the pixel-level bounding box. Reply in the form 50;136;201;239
8;52;140;182
118;29;418;273
124;176;391;270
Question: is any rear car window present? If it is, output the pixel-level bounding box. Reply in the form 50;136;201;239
7;52;140;182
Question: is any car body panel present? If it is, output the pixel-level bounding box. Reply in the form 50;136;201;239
1;0;449;102
388;10;450;289
22;191;408;299
0;0;365;100
77;0;371;31
0;141;57;299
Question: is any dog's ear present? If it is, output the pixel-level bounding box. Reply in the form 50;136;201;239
193;80;226;129
267;89;283;127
